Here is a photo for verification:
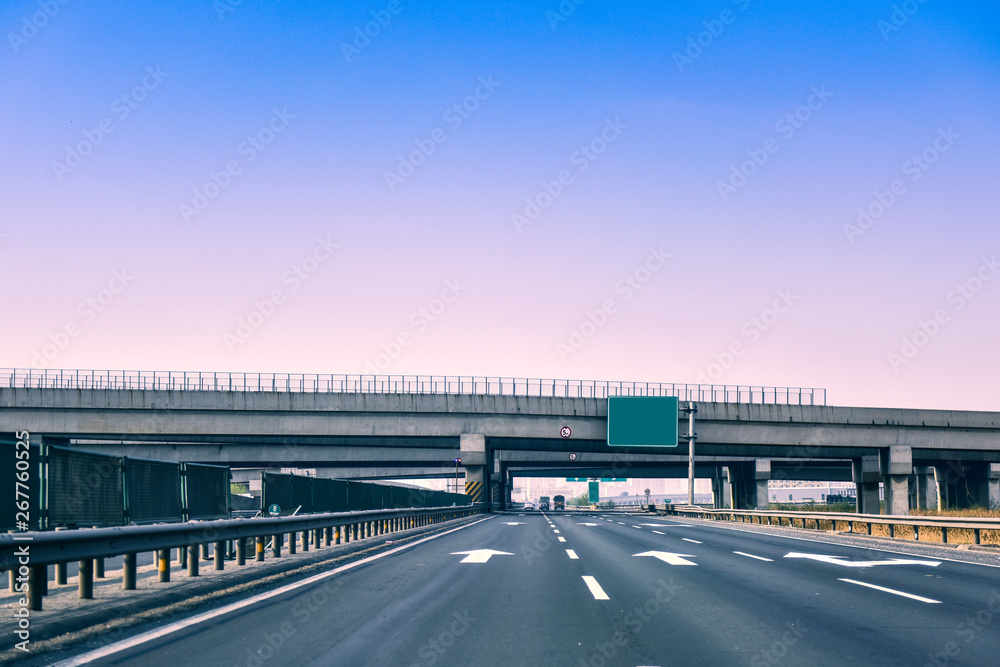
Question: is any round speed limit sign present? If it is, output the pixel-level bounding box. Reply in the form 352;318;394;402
560;426;572;438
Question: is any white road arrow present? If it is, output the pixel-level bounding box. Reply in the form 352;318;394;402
633;551;698;566
784;553;940;568
577;523;600;526
451;549;514;563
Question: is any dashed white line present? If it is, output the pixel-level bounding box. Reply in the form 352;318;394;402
838;578;941;604
652;530;665;535
682;538;702;544
631;526;642;530
734;551;773;562
617;522;626;525
553;530;560;534
582;575;610;600
558;537;566;543
566;549;579;560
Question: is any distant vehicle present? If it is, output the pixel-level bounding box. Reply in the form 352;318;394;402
538;496;550;511
524;501;535;511
553;495;565;511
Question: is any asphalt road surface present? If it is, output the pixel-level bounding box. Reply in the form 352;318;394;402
38;512;1000;666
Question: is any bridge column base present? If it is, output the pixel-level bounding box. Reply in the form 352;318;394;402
460;434;488;507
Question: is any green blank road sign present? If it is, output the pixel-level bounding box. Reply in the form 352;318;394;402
607;396;680;447
589;481;600;503
600;478;627;482
566;477;588;482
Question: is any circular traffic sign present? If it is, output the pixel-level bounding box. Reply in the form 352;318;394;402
560;426;572;438
268;504;281;516
644;488;650;495
569;452;578;461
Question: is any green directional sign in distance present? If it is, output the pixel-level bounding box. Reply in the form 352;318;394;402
600;478;627;482
607;396;679;447
589;481;600;503
566;477;588;482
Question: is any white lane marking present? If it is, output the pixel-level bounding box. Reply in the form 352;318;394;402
582;575;610;600
450;549;514;563
734;551;774;562
617;522;626;525
631;526;642;530
652;531;665;535
838;578;941;604
55;516;495;666
633;551;698;566
785;553;941;568
553;530;560;534
578;523;600;526
566;549;579;560
682;538;702;544
558;537;566;542
503;522;525;526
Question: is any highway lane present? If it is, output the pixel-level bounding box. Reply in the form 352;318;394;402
38;511;1000;666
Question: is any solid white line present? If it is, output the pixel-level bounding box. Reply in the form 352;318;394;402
52;516;495;666
682;538;702;544
558;537;566;542
566;549;579;559
582;575;610;600
838;578;941;604
734;551;773;562
652;531;665;535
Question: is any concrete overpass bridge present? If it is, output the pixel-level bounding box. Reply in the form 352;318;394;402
1;369;998;513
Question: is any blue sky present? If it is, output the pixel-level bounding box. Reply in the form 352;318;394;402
2;1;999;410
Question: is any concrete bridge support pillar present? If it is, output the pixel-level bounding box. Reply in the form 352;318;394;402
853;455;881;514
936;462;1000;509
460;434;488;507
753;460;771;510
912;467;938;511
730;461;769;510
880;445;912;515
711;468;731;509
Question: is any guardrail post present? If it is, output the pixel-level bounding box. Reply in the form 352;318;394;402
179;544;187;569
236;539;246;566
324;527;331;546
56;562;67;586
256;536;265;561
273;534;282;558
95;557;105;579
123;553;136;589
334;526;341;544
28;565;45;611
215;541;225;570
188;546;199;577
289;532;296;554
301;530;309;552
158;549;170;582
78;559;93;599
202;543;211;560
941;527;948;544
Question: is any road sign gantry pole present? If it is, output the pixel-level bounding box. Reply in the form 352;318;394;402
681;402;698;506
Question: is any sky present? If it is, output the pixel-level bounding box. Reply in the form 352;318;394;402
2;1;998;411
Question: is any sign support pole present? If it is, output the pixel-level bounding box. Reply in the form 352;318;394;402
681;402;698;505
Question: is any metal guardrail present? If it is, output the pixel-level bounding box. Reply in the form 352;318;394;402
2;504;484;610
671;507;1000;545
0;368;826;405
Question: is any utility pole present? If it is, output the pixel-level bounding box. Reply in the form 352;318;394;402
454;458;461;494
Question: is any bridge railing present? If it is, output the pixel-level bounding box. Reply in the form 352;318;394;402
670;506;1000;546
0;369;826;405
